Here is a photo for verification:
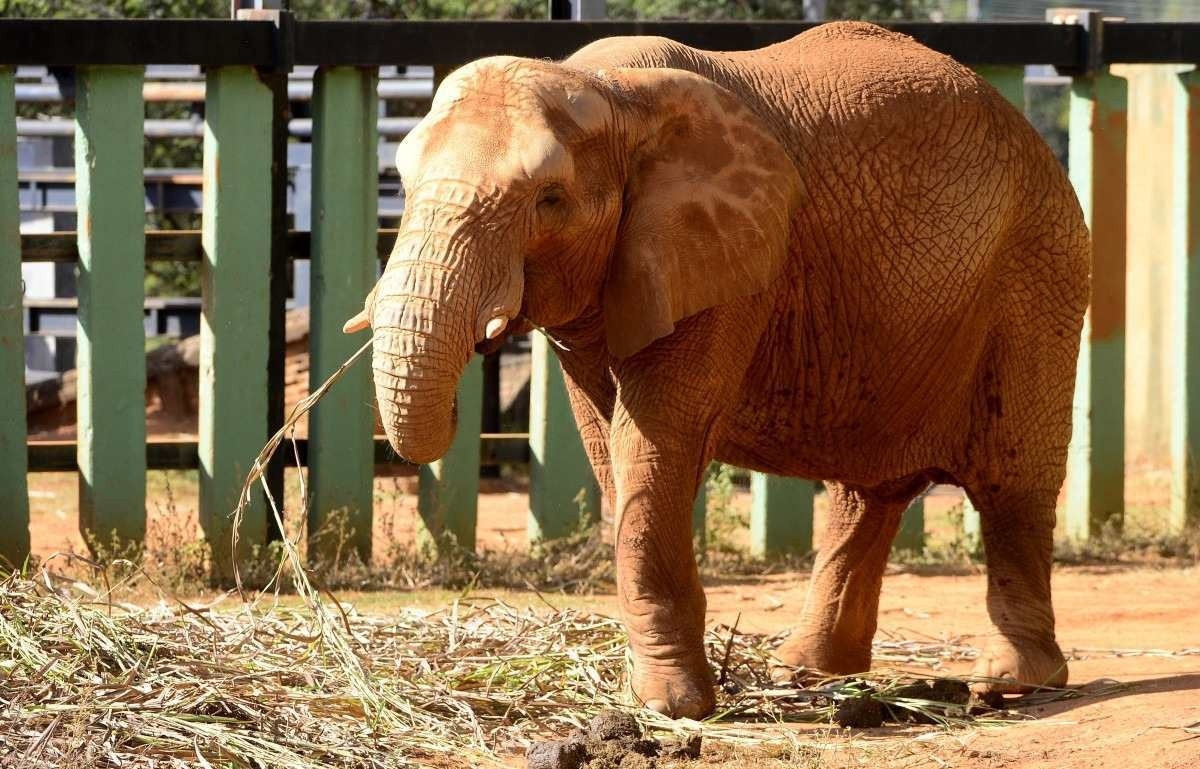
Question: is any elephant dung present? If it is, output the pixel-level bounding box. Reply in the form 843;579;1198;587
527;739;588;769
834;694;885;728
525;710;702;768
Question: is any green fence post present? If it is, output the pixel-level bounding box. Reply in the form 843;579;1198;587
418;355;483;552
1066;70;1128;540
307;66;377;565
0;68;29;568
199;66;273;580
1171;68;1200;532
895;496;925;553
692;477;707;551
977;65;1025;111
528;334;599;542
74;66;146;548
749;473;814;557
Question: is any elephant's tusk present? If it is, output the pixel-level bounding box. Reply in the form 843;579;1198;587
485;315;509;340
342;309;371;334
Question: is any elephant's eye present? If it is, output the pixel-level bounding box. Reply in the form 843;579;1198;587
536;184;566;210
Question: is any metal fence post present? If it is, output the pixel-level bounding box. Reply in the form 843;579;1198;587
750;473;815;557
418;356;484;552
74;66;147;548
199;66;274;580
528;335;600;542
307;66;378;566
1060;18;1127;539
1171;68;1200;532
0;67;29;569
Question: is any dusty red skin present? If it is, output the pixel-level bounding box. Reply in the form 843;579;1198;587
355;22;1088;718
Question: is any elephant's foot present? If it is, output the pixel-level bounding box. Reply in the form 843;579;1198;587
768;632;872;685
971;634;1068;695
629;650;715;719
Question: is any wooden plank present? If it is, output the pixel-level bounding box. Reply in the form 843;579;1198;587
1171;69;1200;532
895;496;925;553
0;67;29;568
198;66;273;580
749;473;814;557
306;66;378;565
528;334;600;542
74;66;146;547
976;65;1025;110
1065;70;1128;540
418;355;483;552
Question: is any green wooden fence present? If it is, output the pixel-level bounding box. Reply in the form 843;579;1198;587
0;16;1184;570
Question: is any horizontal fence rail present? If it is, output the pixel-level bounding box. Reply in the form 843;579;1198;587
0;15;1190;571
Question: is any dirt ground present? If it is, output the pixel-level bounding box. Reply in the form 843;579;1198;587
21;473;1200;769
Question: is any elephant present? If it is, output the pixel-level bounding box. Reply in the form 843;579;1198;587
343;21;1089;719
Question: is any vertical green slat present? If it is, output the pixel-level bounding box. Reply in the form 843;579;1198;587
692;479;707;551
419;355;483;551
528;334;599;542
0;68;29;568
74;66;146;547
1066;71;1128;539
308;67;377;564
749;472;813;557
199;66;272;579
895;496;925;553
1171;69;1200;532
977;65;1025;111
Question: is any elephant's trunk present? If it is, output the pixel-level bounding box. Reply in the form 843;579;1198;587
370;243;475;465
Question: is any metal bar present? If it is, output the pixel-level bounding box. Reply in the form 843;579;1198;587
15;116;418;138
0;20;278;66
418;356;484;552
16;78;431;103
0;67;29;569
1104;23;1200;64
264;67;289;545
290;20;1083;67
74;66;147;548
528;334;600;543
199;66;273;581
1171;69;1200;533
749;473;814;557
19;229;403;263
23;19;1200;69
1065;69;1127;540
28;436;530;473
307;66;378;566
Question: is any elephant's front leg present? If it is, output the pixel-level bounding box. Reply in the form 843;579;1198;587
610;405;715;719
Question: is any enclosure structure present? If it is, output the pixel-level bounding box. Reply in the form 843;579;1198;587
2;14;1198;570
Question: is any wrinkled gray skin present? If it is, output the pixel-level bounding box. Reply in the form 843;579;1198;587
347;22;1089;719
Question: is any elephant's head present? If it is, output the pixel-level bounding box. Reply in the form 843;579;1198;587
344;56;800;464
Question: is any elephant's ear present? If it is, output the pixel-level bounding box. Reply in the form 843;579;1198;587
601;67;800;359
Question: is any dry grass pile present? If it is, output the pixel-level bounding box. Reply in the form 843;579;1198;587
0;562;1041;768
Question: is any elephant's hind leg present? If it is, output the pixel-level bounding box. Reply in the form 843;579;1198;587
964;483;1068;694
959;325;1078;694
771;480;919;682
